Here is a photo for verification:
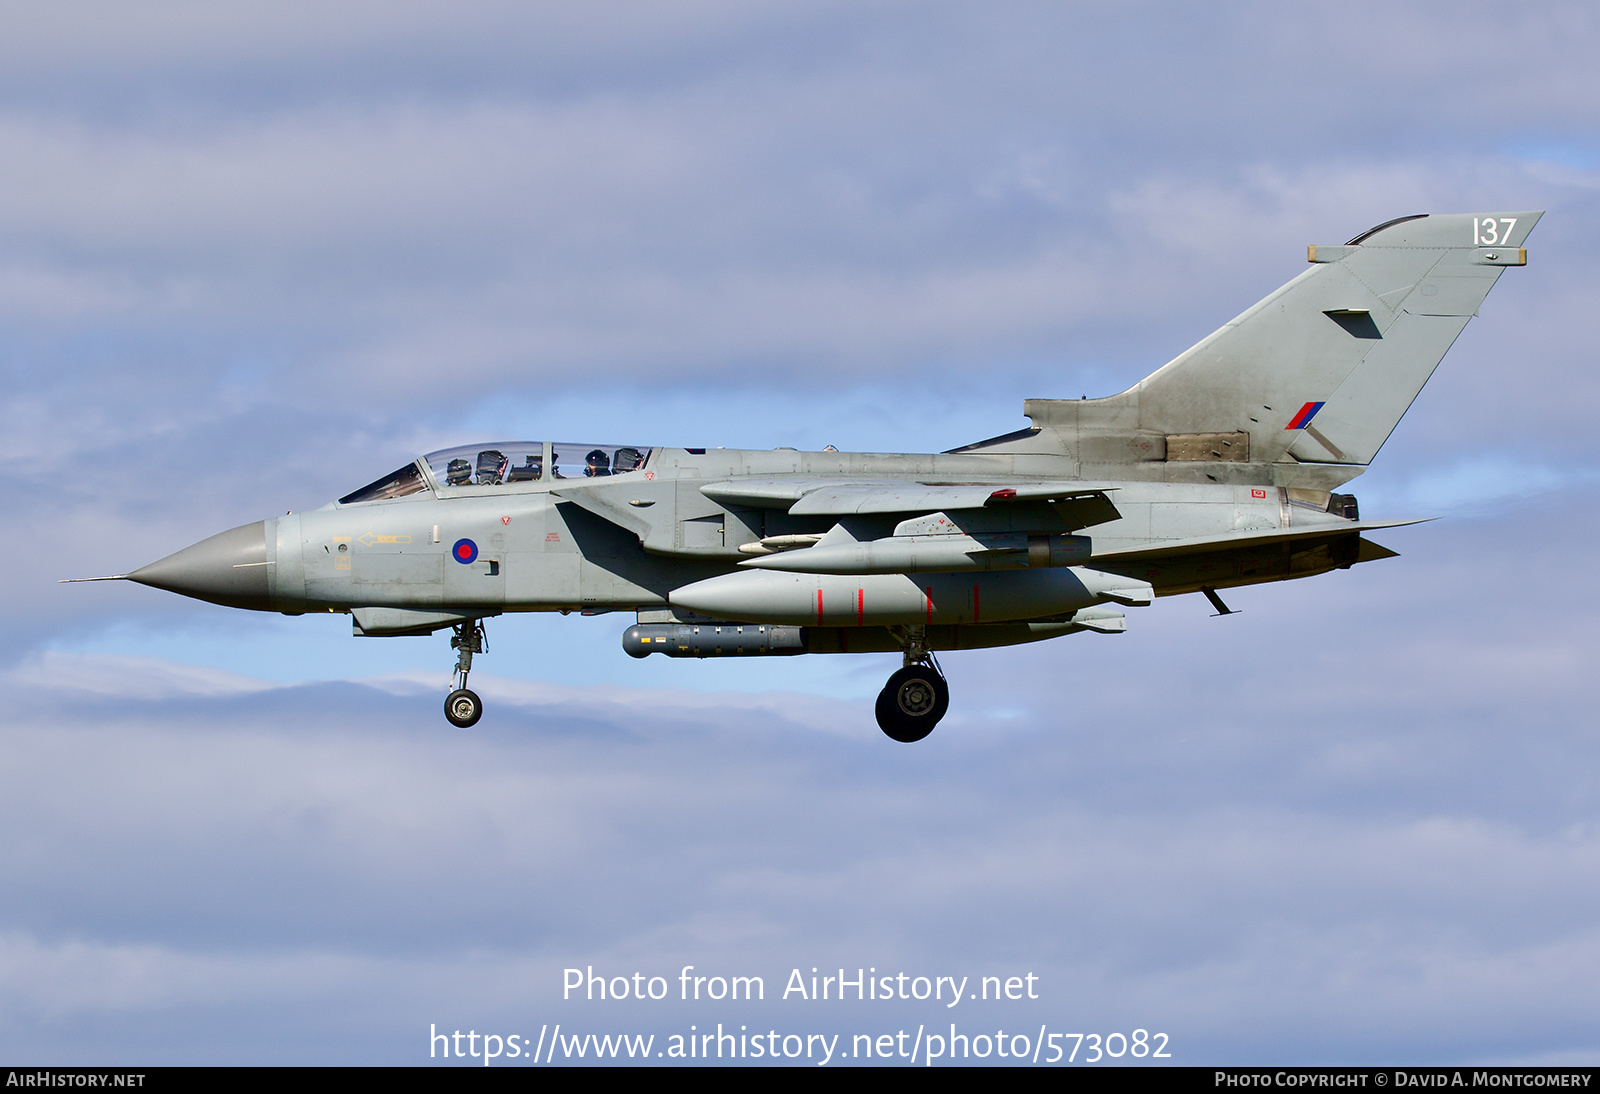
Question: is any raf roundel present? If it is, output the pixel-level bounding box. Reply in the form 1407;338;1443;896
452;538;478;565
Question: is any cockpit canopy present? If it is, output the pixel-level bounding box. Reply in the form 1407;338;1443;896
427;442;549;488
337;441;651;505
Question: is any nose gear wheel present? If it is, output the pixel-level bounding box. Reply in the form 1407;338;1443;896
444;688;483;728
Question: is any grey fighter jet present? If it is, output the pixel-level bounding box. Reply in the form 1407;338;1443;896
71;211;1540;740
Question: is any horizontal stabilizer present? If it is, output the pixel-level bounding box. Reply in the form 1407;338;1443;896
1091;518;1427;564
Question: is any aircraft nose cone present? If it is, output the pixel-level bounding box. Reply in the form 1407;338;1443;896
128;520;274;610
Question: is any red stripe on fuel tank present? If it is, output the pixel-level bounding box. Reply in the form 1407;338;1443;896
816;588;824;626
857;587;864;627
926;587;933;624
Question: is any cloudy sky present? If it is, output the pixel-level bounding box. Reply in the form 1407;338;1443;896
3;0;1599;1066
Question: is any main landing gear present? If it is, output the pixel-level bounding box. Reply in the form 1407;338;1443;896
444;619;486;728
876;627;948;743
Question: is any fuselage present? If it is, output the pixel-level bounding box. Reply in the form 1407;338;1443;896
130;440;1362;627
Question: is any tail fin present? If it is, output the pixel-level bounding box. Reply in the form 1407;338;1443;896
1017;211;1540;486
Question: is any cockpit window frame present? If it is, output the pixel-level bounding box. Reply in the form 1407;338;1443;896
548;442;652;481
337;459;432;506
417;441;549;498
413;442;658;498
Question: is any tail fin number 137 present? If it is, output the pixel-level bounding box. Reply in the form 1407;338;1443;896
1475;218;1516;245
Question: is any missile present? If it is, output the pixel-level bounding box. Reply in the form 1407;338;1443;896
623;622;805;658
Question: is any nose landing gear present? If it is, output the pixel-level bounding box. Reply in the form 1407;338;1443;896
444;619;486;728
876;627;948;743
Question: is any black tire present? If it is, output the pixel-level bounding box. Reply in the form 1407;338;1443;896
444;688;483;728
875;665;948;743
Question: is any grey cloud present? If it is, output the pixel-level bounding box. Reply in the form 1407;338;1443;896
0;5;1594;405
